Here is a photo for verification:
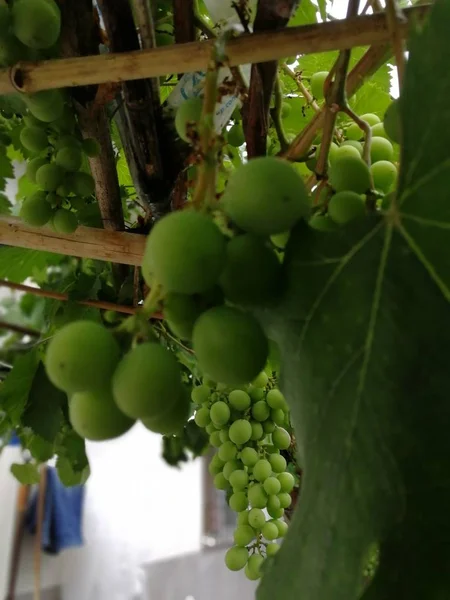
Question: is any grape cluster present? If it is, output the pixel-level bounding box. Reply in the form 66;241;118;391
44;320;190;442
192;371;295;580
0;0;99;233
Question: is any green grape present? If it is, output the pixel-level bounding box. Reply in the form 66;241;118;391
253;459;272;482
360;113;381;126
194;406;210;427
371;123;387;138
219;233;282;307
36;164;64;191
175;96;203;143
112;343;183;419
252;400;270;422
218;440;237;462
346;122;362;141
164;292;202;340
370;136;394;163
81;137;100;157
20;126;48;152
310;71;328;100
263;420;276;434
233;525;255;547
26;157;48;183
241;447;259;467
103;310;120;324
142;387;190;435
248;508;266;529
267;504;284;519
210;401;231;426
229;420;252;445
274;519;288;537
223;460;242;480
219;429;230;443
55;134;81;151
278;492;292;509
228;390;251;411
249;386;265;402
51;106;77;133
229;491;248;512
66;172;95;197
266;389;287;410
143;210;226;294
271;408;285;426
332;145;361;162
25;90;64;122
267;494;281;513
272;427;291;450
229;469;249;491
248;483;267;508
342;140;363;155
46;321;120;394
209;454;225;475
69;389;134;441
191;385;210;405
228;122;245;147
329;155;371;194
245;554;264;581
12;0;60;49
193;306;268;386
52;208;78;233
46;192;62;208
370;160;397;193
205;422;216;434
222;156;309;236
20;192;52;226
278;471;295;493
250;421;264;441
252;371;268;388
225;546;248;571
262;521;279;541
266;543;280;557
383;99;400;144
55;146;82;172
328;191;366;225
308;214;339;233
213;472;229;490
0;28;29;67
237;510;249;526
263;476;281;495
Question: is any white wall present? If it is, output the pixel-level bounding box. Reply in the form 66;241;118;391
0;423;203;600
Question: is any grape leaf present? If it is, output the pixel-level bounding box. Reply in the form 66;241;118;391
10;462;41;485
289;0;317;26
0;247;62;282
0;348;40;426
258;3;450;599
0;193;11;214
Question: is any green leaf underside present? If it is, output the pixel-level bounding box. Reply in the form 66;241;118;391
258;3;450;599
0;348;40;426
10;462;41;485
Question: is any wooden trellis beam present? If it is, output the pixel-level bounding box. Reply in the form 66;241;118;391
1;5;429;96
0;217;146;266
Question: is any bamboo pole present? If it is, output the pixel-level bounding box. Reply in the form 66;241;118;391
0;216;146;266
1;5;429;96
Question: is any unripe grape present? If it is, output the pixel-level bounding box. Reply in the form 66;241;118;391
175;97;203;142
371;123;387;138
225;546;248;571
249;386;265;402
342;140;363;155
223;460;242;480
193;306;268;386
274;519;288;537
252;400;270;422
263;476;281;495
229;419;252;445
370;160;397;193
266;389;288;410
20;126;48;153
20;192;52;226
267;505;284;519
233;525;255;547
328;191;366;225
55;134;81;151
237;510;249;525
271;408;285;426
262;521;279;541
278;492;292;509
210;401;231;426
272;427;291;450
310;71;328;100
142;387;191;435
228;390;251;411
241;447;259;467
46;321;120;394
194;407;210;428
309;214;339;232
329;155;371;194
370;136;394;163
70;389;134;441
278;472;295;493
219;429;230;443
245;554;264;580
164;292;202;340
266;543;280;557
25;90;64;122
66;172;95;197
213;472;229;490
222;156;310;236
269;453;286;473
12;0;61;49
360;113;381;126
26;157;48;183
143;210;226;294
208;454;225;475
346;122;362;141
112;343;183;419
55;146;82;172
81;137;101;157
248;483;267;508
253;459;272;482
36;164;64;191
248;508;266;529
210;431;222;448
383;100;400;144
250;421;264;441
229;491;248;512
218;440;237;462
263;420;276;434
52;208;78;233
191;384;210;405
205;423;216;434
332;145;362;163
229;469;249;491
267;494;281;513
228;122;245;147
252;371;269;388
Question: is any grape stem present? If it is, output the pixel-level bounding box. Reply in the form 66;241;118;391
280;63;321;115
141;282;164;318
342;105;373;166
269;76;289;152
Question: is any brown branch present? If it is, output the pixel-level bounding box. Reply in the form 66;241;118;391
174;0;196;46
385;0;406;89
0;321;40;337
3;6;431;95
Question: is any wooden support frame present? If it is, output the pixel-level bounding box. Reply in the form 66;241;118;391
1;5;429;96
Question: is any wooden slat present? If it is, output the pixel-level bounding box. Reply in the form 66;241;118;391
0;217;146;265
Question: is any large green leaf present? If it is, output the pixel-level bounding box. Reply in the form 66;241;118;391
0;348;40;426
0;247;62;282
258;3;450;599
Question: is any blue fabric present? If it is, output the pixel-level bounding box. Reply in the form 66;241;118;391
26;467;85;554
8;432;21;446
